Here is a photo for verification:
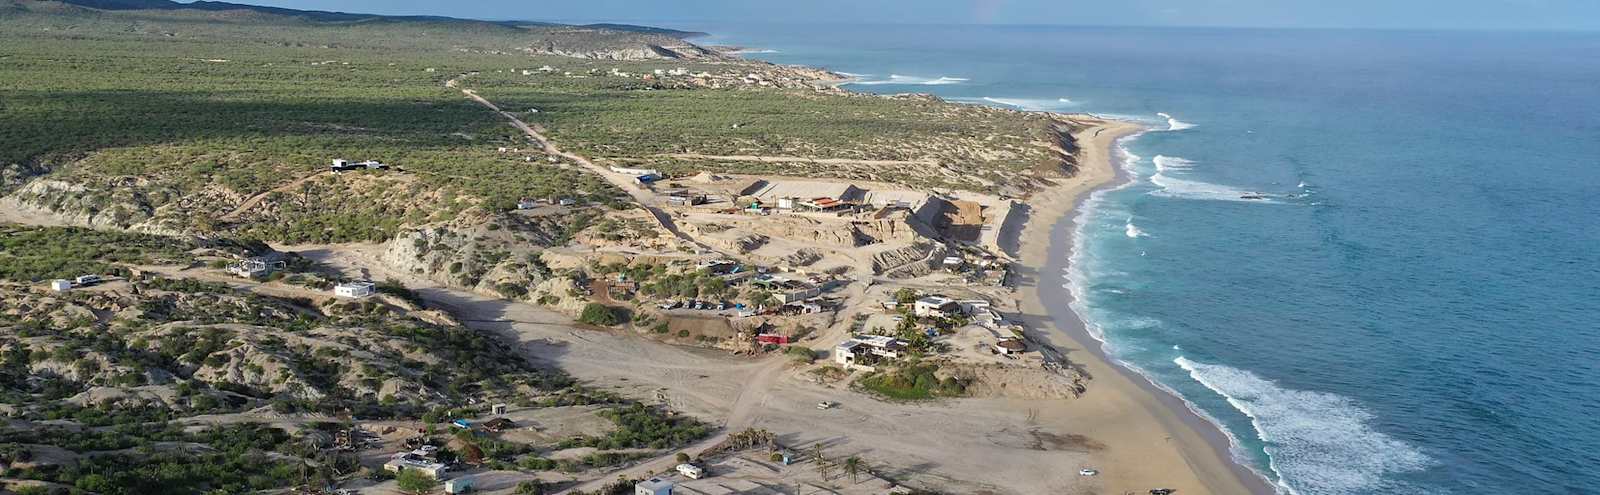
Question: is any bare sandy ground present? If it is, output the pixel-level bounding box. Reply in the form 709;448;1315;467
1007;117;1277;494
285;117;1270;495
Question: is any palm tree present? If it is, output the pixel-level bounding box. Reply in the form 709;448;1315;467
817;457;833;481
843;455;863;483
810;444;830;480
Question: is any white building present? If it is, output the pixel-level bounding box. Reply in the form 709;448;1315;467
913;296;961;318
383;455;447;479
50;279;73;292
334;281;376;299
834;335;907;370
956;299;990;316
635;477;674;495
609;166;661;177
227;257;284;279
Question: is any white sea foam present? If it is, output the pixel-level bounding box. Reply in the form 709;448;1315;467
1150;155;1273;203
1156;112;1197;131
1153;155;1195;173
849;74;969;86
1175;357;1431;495
973;97;1080;111
1124;218;1146;238
835;71;869;77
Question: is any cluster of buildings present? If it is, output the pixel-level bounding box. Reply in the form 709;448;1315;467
48;274;102;292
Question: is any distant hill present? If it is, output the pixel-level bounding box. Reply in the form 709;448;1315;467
4;0;721;59
51;0;707;38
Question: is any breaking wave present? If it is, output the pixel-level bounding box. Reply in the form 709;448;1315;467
958;96;1080;111
849;74;969;86
1150;155;1273;202
1124;218;1146;238
1174;357;1431;495
1157;112;1197;131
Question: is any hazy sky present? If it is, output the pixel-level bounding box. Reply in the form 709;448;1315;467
230;0;1600;30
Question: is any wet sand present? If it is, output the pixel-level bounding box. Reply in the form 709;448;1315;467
1009;116;1278;495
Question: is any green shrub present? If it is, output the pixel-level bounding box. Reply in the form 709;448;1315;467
578;303;622;326
784;346;815;363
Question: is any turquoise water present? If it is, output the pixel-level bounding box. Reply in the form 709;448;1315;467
677;24;1600;494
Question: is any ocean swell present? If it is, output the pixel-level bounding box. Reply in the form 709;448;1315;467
1175;357;1432;495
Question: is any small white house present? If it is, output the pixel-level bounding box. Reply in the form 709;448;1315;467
676;463;705;479
334;281;376;299
383;455;447;479
913;296;960;318
635;477;674;495
834;335;908;369
50;279;73;292
608;166;661;177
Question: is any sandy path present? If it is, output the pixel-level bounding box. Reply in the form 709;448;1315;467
448;75;711;253
657;153;938;167
217;171;326;223
1008;119;1277;494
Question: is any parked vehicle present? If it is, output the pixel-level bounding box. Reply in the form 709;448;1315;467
1079;468;1098;476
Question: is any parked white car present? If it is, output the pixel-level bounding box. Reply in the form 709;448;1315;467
1079;468;1099;476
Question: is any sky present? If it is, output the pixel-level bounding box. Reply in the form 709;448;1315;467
225;0;1600;31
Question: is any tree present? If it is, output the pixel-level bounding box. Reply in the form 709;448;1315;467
579;303;622;326
810;444;830;480
463;442;485;466
516;479;546;495
396;469;439;494
843;455;863;483
675;452;691;464
894;288;919;304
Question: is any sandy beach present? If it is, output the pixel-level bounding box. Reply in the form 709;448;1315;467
1008;116;1278;495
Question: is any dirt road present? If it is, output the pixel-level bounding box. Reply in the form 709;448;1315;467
447;74;710;252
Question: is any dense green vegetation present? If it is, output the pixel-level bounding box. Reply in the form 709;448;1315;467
0;225;196;281
558;403;710;450
3;423;304;495
857;362;969;401
578;303;624;326
0;1;630;243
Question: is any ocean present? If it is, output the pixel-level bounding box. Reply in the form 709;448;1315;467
674;24;1600;494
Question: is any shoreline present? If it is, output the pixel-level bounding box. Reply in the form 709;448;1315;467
1012;117;1278;495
